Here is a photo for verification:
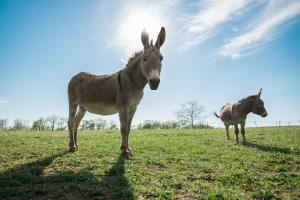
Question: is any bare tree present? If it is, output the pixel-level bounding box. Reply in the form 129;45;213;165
57;117;67;130
46;115;59;131
0;118;8;130
175;100;206;128
95;118;108;130
13;119;28;130
88;120;96;130
160;120;180;129
32;117;47;131
80;120;90;130
79;119;96;130
137;120;161;129
109;120;118;129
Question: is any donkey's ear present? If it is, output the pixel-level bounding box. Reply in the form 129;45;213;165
141;29;150;49
155;27;166;49
257;88;262;98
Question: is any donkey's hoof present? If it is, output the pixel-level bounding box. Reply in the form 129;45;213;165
121;148;132;157
122;151;132;158
69;146;77;152
120;146;132;156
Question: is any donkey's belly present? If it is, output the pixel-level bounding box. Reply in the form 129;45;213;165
224;120;244;125
83;103;118;115
223;117;246;125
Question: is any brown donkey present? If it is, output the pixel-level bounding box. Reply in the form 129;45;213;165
68;27;166;155
215;89;267;143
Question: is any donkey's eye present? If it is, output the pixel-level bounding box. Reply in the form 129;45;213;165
143;57;147;62
160;56;163;61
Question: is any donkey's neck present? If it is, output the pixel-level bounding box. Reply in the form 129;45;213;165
238;100;254;116
123;57;147;89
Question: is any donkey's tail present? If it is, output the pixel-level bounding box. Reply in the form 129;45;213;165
214;112;220;118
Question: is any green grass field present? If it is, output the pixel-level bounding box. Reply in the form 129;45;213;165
0;127;299;199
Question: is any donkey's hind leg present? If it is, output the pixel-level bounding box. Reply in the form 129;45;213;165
225;125;230;140
68;104;78;152
74;105;86;149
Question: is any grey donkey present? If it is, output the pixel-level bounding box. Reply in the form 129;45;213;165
215;89;267;143
67;27;166;155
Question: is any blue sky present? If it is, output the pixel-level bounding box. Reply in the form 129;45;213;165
0;0;300;127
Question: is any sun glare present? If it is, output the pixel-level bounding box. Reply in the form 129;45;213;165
115;5;166;58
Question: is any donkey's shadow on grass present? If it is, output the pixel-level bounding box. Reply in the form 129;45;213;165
0;151;134;199
243;141;299;155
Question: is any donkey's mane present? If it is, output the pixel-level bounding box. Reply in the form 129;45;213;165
238;95;257;103
126;50;143;67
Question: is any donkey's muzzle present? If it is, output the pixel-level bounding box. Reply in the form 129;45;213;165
149;78;160;90
261;112;268;117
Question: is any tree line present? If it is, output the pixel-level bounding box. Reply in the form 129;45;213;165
0;100;211;131
0;116;67;131
0;116;118;131
136;120;212;129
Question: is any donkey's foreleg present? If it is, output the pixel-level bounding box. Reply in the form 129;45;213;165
68;104;77;152
126;108;136;152
234;124;239;144
74;106;86;149
240;122;246;144
119;107;136;156
119;107;130;156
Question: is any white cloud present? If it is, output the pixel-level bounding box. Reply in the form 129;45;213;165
179;0;248;51
0;99;8;107
219;0;300;58
109;0;300;59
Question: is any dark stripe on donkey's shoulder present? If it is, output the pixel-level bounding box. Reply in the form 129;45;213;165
118;70;122;90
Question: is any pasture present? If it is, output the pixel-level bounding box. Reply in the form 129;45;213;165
0;127;299;199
